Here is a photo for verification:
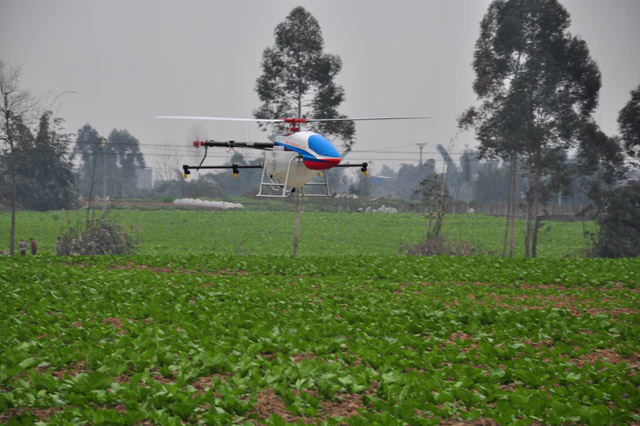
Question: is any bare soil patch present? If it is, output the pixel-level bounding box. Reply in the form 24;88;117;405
190;373;232;392
250;385;371;424
439;417;500;425
0;407;61;423
35;361;89;379
570;349;640;369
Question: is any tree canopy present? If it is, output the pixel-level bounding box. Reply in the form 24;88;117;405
618;84;640;165
72;125;146;198
1;112;76;211
254;6;355;151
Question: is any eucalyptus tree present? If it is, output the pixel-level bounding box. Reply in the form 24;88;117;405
618;84;640;166
72;126;146;198
107;129;145;197
254;6;355;151
460;0;602;257
71;124;104;196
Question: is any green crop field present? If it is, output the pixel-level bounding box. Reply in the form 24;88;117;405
1;255;639;425
0;209;595;257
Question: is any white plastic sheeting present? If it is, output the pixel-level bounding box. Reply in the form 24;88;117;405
172;198;244;210
363;205;398;214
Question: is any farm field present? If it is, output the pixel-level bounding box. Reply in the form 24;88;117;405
1;255;639;425
0;209;595;257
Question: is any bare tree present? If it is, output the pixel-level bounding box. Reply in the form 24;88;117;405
0;61;38;255
156;146;182;183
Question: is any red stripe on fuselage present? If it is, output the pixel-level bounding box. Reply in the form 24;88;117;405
304;157;341;170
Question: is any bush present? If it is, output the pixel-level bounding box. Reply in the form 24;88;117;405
590;181;640;258
406;236;476;256
57;220;137;255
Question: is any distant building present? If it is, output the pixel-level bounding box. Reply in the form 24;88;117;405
135;168;153;190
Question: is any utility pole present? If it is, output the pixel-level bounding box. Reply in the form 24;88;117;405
416;143;426;176
101;138;108;216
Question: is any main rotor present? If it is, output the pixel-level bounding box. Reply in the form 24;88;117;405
157;114;430;136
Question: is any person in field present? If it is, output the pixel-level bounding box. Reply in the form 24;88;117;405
18;238;27;255
30;237;37;255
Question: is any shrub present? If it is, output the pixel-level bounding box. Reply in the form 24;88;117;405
57;220;137;255
406;236;476;256
591;180;640;258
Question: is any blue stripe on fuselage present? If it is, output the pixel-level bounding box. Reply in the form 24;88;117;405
274;141;317;161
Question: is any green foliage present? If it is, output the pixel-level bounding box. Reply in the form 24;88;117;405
460;0;618;257
0;255;638;424
0;112;75;211
152;175;225;200
0;210;596;257
414;173;449;240
108;129;145;197
472;160;509;204
254;6;355;150
590;180;640;258
206;153;263;196
70;124;103;196
405;236;476;257
618;83;640;165
349;173;371;198
71;125;145;198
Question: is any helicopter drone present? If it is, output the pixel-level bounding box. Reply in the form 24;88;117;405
156;115;429;198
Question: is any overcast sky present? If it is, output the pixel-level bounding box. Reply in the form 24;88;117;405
2;0;639;175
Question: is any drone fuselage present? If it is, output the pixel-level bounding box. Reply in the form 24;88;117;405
263;131;340;188
273;131;341;170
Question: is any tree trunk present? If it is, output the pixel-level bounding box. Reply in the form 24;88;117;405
531;165;541;258
524;160;532;257
532;211;541;258
86;146;99;226
102;145;108;217
509;152;517;258
9;147;16;256
292;192;302;256
504;151;517;258
502;161;512;257
297;81;302;119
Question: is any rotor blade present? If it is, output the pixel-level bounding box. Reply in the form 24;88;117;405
305;116;431;123
156;115;283;123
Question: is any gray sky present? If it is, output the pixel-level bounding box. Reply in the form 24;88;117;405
2;0;639;175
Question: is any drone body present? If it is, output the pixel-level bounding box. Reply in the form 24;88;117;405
261;131;340;188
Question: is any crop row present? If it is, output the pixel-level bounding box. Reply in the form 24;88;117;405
1;256;638;425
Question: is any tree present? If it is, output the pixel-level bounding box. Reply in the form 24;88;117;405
107;129;145;197
349;170;371;198
414;173;449;240
254;6;355;151
0;111;75;211
590;181;640;258
473;160;511;204
618;84;640;166
0;61;38;255
460;151;473;183
72;126;146;198
71;124;104;196
207;152;262;196
460;0;603;257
